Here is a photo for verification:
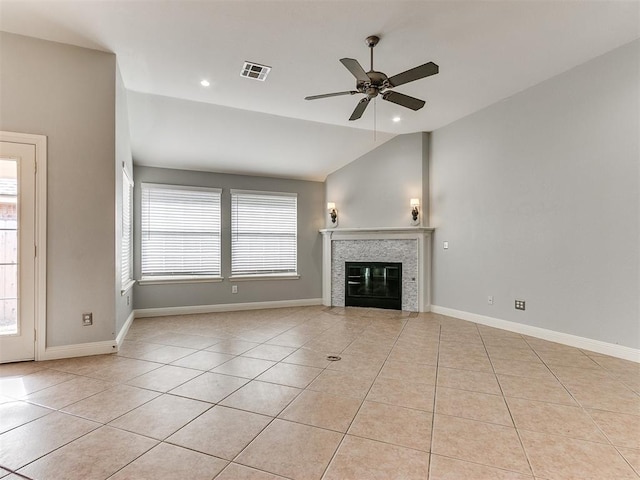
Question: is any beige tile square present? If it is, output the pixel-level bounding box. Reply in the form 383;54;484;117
167;405;271;460
435;386;512;426
108;442;227;480
348;400;432;451
109;393;211;439
307;369;373;399
281;348;332;368
86;357;162;383
0;362;44;378
115;340;164;359
0;411;99;470
169;371;248;403
256;362;322;388
145;332;220;349
325;353;385;378
215;463;288;480
211;357;276;379
62;384;160;423
378;360;436;385
429;454;533;479
588;409;640;449
366;376;435;411
126;365;202;392
0;369;76;398
137;345;199;364
170;350;234;370
279;390;361;432
497;373;577;405
438;350;494;372
235;419;342;480
431;414;530;474
40;354;118;376
323;435;430;480
437;367;501;395
520;429;638;479
507;397;607;442
618;447;640;475
491;357;554;379
206;339;260;355
23;376;113;409
0;401;52;434
19;426;157;480
243;344;297;362
220;380;301;416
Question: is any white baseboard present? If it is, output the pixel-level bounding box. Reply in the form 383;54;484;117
134;298;323;319
431;305;639;363
39;340;118;361
116;310;136;349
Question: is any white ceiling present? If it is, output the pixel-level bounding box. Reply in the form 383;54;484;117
1;1;638;181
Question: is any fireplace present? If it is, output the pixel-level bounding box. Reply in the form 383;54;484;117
345;262;402;310
320;227;434;312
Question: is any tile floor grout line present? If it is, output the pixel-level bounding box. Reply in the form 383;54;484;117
317;310;418;480
426;321;442;480
480;325;537;478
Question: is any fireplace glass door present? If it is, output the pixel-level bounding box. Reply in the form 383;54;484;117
345;262;402;310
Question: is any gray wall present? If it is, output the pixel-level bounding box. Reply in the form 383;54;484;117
133;166;324;309
115;65;134;335
0;33;117;347
325;133;428;228
430;40;640;348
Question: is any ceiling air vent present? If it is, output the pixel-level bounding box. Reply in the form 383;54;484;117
241;61;271;81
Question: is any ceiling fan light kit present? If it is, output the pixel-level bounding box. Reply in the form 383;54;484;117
305;35;439;121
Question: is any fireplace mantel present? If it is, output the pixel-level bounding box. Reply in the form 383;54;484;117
319;227;434;312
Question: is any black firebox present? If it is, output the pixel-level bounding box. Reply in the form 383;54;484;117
345;262;402;310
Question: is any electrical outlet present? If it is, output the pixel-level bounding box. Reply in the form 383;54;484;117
82;312;93;326
126;295;130;306
515;300;526;311
488;296;494;305
232;285;238;294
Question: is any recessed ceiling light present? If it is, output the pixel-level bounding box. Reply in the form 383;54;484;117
200;79;210;87
392;116;401;123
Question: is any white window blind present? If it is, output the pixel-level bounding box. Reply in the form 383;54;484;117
121;170;133;286
231;190;297;276
141;183;221;277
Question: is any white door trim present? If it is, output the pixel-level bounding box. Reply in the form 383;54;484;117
0;131;47;361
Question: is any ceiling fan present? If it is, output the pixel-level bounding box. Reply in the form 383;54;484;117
305;35;439;121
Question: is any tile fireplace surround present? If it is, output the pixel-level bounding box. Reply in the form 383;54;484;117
319;228;434;312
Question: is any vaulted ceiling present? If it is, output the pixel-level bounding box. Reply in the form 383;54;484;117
1;1;638;180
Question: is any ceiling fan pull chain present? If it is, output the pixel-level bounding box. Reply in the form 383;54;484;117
374;97;377;142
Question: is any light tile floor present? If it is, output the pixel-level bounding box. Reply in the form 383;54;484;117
0;306;639;479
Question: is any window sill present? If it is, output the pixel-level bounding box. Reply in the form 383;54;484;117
229;274;300;282
138;276;224;286
120;279;135;296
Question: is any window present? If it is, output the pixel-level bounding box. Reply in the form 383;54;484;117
231;190;297;277
121;170;134;291
141;183;221;280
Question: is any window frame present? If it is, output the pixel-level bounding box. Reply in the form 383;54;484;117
229;189;299;281
139;182;223;285
120;169;134;294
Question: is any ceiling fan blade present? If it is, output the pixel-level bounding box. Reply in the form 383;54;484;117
349;97;370;121
387;62;439;88
382;91;426;111
305;91;358;100
340;58;370;83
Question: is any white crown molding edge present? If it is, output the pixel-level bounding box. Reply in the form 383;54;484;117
431;305;639;363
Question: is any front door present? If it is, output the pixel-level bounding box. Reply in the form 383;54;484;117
0;141;36;363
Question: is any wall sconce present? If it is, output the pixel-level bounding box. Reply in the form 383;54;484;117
327;202;338;228
410;198;420;226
